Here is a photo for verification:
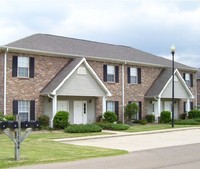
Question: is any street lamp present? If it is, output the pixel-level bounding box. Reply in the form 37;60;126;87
170;44;176;128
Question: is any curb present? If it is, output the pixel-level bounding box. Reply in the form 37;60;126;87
54;126;200;142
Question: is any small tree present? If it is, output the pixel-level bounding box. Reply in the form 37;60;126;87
125;102;139;124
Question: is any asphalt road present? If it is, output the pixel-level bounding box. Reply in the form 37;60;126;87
12;143;200;169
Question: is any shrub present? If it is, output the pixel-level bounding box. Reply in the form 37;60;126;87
140;119;147;125
0;112;4;121
96;122;130;131
179;113;187;120
96;115;103;122
5;115;15;121
53;111;69;129
174;119;200;125
38;115;50;128
103;111;117;123
188;110;200;119
65;124;102;133
145;114;155;123
160;111;171;123
125;102;139;123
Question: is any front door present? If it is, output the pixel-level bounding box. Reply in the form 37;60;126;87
74;101;87;124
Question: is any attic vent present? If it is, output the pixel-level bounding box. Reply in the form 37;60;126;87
77;67;86;75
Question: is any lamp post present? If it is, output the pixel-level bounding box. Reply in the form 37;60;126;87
170;44;175;128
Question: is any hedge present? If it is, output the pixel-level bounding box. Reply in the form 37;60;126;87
64;124;102;133
188;110;200;119
160;111;171;123
96;122;130;131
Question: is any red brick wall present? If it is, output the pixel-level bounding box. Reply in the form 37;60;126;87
5;52;70;116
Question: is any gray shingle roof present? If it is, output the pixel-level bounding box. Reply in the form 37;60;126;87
4;33;195;70
41;58;83;94
145;68;172;98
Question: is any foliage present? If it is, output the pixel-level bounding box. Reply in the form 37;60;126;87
160;111;171;123
103;111;117;123
96;122;130;131
174;119;200;125
179;113;187;120
188;110;200;119
5;115;15;121
96;115;103;122
145;114;155;123
38;115;50;128
140;119;147;125
0;112;4;121
125;102;139;123
65;124;102;133
53;111;69;129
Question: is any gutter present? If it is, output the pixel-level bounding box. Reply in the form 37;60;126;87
122;62;126;124
4;48;9;115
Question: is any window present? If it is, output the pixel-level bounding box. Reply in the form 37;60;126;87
13;100;35;121
18;100;30;121
103;65;119;83
18;57;29;77
127;67;141;84
12;56;35;78
183;73;193;87
106;101;119;119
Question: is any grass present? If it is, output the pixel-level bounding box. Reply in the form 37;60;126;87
0;130;127;168
126;124;200;132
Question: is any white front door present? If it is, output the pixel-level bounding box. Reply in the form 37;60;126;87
74;101;87;124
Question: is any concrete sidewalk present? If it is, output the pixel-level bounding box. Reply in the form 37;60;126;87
55;127;200;152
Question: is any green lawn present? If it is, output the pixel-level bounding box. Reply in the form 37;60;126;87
0;130;127;168
127;124;200;132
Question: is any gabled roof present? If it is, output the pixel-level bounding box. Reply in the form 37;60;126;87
145;68;194;98
41;57;111;96
1;33;196;71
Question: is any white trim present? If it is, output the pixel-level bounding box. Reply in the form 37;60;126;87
53;58;111;97
158;69;194;99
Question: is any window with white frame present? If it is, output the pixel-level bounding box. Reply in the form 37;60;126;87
106;101;115;112
18;100;30;121
185;73;191;87
18;57;29;78
130;68;138;84
107;65;115;82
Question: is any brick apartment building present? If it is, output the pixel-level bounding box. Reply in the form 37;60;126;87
0;34;197;127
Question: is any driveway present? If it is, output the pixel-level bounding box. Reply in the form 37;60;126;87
59;128;200;152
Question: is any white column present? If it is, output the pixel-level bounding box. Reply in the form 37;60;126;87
187;98;190;112
102;96;106;115
157;97;161;122
50;95;57;128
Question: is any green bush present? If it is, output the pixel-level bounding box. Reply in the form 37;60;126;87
65;124;102;133
125;102;139;123
53;111;69;129
188;110;200;119
96;122;130;131
0;112;4;121
145;114;155;123
38;115;50;128
5;115;15;121
179;113;187;120
174;119;200;125
140;119;147;125
103;111;117;123
160;111;171;123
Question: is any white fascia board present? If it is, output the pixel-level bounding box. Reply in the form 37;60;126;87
52;58;85;95
83;58;112;97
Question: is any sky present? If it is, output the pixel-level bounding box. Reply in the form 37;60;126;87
0;0;200;68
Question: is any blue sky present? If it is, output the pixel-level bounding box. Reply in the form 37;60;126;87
0;0;200;68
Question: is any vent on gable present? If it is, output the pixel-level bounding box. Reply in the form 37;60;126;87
77;67;86;75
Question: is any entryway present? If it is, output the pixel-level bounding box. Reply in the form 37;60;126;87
74;101;87;124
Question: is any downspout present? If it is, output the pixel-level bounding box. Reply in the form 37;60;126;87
48;94;54;127
4;48;9;115
122;62;126;124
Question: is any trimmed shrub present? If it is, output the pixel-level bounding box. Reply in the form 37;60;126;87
174;119;200;125
53;111;69;129
145;114;155;123
38;115;50;128
103;111;117;123
65;124;102;133
160;111;171;123
188;110;200;119
96;122;130;131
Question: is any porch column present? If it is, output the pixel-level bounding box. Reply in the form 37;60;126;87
50;95;57;128
187;98;190;113
102;96;106;115
157;97;161;122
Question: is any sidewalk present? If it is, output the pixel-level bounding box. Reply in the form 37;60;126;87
54;126;200;142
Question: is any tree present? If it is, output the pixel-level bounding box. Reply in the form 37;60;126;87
125;102;139;124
